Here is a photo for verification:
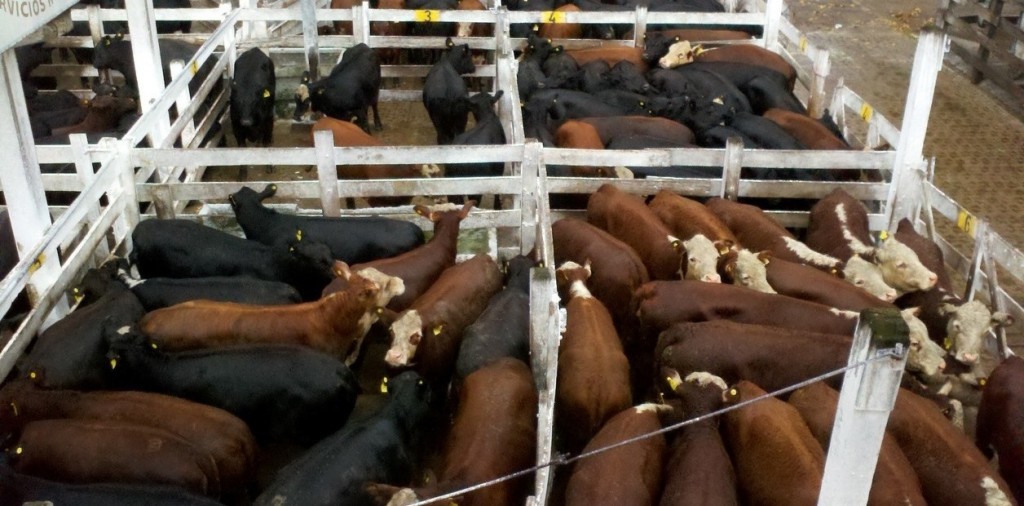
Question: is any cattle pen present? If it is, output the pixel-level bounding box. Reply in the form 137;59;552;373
1;0;1023;505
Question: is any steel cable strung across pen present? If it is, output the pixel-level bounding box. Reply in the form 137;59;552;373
406;349;904;506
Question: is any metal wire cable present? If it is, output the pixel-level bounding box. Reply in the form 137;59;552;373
406;349;903;506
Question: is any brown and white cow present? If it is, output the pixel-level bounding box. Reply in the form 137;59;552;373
322;202;472;312
385;254;504;383
564;403;668;506
765;257;892;311
658;369;739;506
721;381;824;506
888;387;1017;506
588;183;691;281
555;261;633;451
140;263;404;365
806;189;936;297
975;356;1024;503
788;382;928;506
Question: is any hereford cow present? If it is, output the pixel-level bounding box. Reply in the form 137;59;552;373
322;202;472;311
564;404;669;506
888;388;1017;506
588;184;691;281
721;381;824;506
555;261;633;452
385;254;504;385
806;188;937;296
140;263;404;365
975;356;1024;502
788;382;927;506
647;190;736;285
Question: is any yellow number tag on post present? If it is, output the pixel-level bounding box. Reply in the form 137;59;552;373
957;209;977;236
542;10;565;23
859;103;874;122
799;36;808;53
190;61;199;76
414;9;440;22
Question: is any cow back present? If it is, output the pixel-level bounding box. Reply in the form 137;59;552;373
588;184;680;280
648;190;736;243
805;188;872;260
766;258;889;311
975;356;1024;502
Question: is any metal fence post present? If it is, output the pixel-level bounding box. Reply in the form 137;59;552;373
808;48;830;119
314;129;342;217
126;0;171;150
723;136;744;200
301;0;321;81
528;263;558;506
818;307;909;506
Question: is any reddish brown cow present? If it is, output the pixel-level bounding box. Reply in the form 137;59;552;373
322;202;472;311
578;116;696;147
588;183;686;281
311;117;439;207
50;95;137;137
656;321;851;392
888;387;1017;506
691;45;796;90
976;356;1024;502
0;385;255;492
555;120;616;178
8;419;221;497
788;382;928;506
538;4;582;39
648;190;736;244
371;0;405;68
385;254;504;383
634;280;859;337
721;381;824;506
555;262;632;452
331;0;356;34
567;46;648;73
763;108;849;150
378;358;537;506
552;217;650;342
564;403;668;506
658;369;739;506
766;257;892;311
705;197;844;271
140;263;405;365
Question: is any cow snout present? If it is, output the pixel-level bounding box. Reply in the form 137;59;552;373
384;348;408;367
925;272;938;288
240;117;254;127
702;273;722;283
955;351;979;364
936;360;946;372
883;288;898;302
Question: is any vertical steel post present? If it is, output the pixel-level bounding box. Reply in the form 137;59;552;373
528;262;558;506
126;0;171;149
762;0;783;50
808;48;830;119
70;134;111;263
818;307;909;506
722;136;744;200
314;129;342;217
632;5;648;48
301;0;321;81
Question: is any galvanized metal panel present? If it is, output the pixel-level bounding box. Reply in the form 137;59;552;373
0;0;78;53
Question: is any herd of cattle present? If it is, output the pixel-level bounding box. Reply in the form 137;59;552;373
0;181;1021;506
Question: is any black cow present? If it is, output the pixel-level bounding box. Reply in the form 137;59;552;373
128;218;335;301
300;44;382;132
253;371;432;506
92;35;214;98
518;34;556;101
106;325;360;445
228;184;424;264
528;89;632;124
607;135;718;178
647;94;735;135
542;47;579;89
607;60;652;94
446;91;507;204
593;90;655;116
423;38;475;145
455;255;534;379
26;91;82;115
728;111;806;150
0;464;224;506
649;67;752;114
16;281;144;390
507;0;557;38
576;60;612;93
230;48;276;149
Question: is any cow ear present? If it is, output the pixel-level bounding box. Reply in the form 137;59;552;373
553;45;563;53
938;303;958;316
294;228;303;242
673;36;680;41
714;239;733;254
724;262;734;274
413;205;431;219
446;37;455;48
334;261;352;280
263;88;272;99
670;239;683;252
115;31;125;40
757;250;772;265
491;90;504;104
532;24;539;32
992;312;1013;327
460;201;475;218
432;323;445;336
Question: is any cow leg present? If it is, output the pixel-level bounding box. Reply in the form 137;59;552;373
372;101;383;131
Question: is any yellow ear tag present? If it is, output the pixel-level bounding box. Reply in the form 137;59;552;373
376;307;384;315
150;342;158;350
295;229;303;241
879;230;889;241
943;337;952;350
109;358;118;370
729;388;738;397
73;288;83;303
380;377;388;393
15;447;22;455
28;371;37;380
979;378;987;387
432;324;444;336
666;375;681;391
263;89;271;98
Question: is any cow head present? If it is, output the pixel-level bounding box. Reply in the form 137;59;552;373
720;248;774;293
607;60;652;95
670;234;722;283
556;260;593;300
658;40;698;69
228;185;276;215
292;71;313;121
354;267;406;310
386;310;425;368
901;307;947;378
641;33;678;64
443;38;476;75
872;234;938;295
843;254;898;301
660;367;728;417
939;300;1012;365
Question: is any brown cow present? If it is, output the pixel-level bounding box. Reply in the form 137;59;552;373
50;95;137;137
322;202;473;311
7;418;221;497
588;184;689;281
555;261;632;452
373;358;537;506
0;385;255;493
658;369;739;506
140;263;405;365
555;120;620;178
634;280;859;337
371;0;405;69
331;0;356;34
564;403;668;506
721;381;824;506
385;254;504;383
763;108;849;150
975;356;1024;502
647;190;737;284
888;387;1017;506
578;116;696;147
659;43;797;91
766;257;893;311
311;117;440;207
566;46;648;73
788;382;928;506
806;188;937;297
552;217;650;343
538;4;582;39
